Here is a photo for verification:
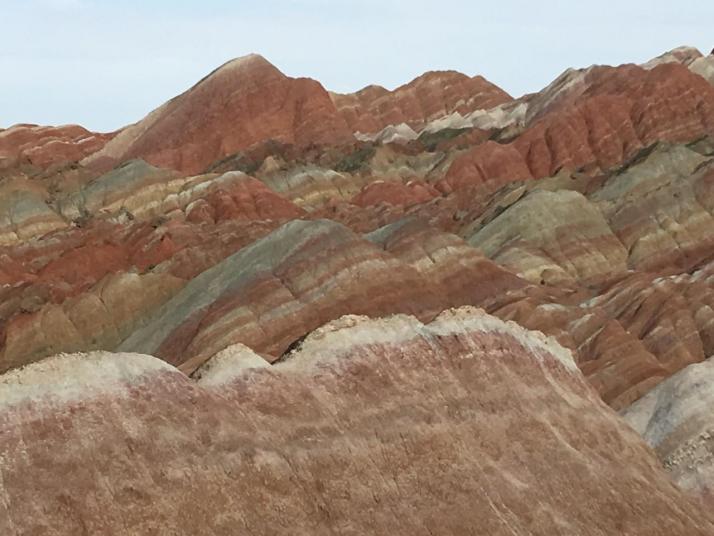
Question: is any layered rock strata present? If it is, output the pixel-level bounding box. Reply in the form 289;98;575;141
2;309;713;535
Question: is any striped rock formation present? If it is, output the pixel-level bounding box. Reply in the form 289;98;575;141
3;46;714;528
331;70;512;135
0;178;68;245
490;260;714;411
455;140;714;409
2;308;713;535
643;45;714;85
83;54;355;175
2;135;713;414
117;219;526;372
443;62;714;190
0;123;112;171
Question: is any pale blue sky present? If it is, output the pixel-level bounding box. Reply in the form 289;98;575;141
2;0;712;131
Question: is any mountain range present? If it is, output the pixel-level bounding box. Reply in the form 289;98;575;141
2;45;714;534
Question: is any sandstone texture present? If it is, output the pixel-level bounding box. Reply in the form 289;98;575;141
2;309;714;535
0;124;112;171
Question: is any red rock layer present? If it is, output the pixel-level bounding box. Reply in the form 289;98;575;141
367;218;528;307
114;218;537;375
452;142;714;409
0;124;112;170
0;173;306;372
486;255;714;412
120;219;447;370
83;55;355;175
183;175;304;224
439;141;534;192
1;51;714;430
350;179;439;208
444;63;714;190
2;309;713;535
332;70;512;134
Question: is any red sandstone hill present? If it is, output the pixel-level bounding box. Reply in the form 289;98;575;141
331;70;512;134
443;62;714;190
83;54;356;175
76;58;514;177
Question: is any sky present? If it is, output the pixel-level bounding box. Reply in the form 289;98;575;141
2;0;713;132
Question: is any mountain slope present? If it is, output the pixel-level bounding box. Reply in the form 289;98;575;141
84;55;355;174
2;309;713;535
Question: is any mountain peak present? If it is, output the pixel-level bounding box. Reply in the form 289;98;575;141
218;53;276;72
83;53;352;174
189;53;284;91
642;45;704;70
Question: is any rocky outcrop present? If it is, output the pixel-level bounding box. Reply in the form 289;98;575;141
366;218;528;307
56;160;304;225
444;139;714;408
642;46;714;86
453;140;713;279
691;56;714;85
370;123;420;145
112;216;537;375
350;179;439;208
0;166;306;373
421;100;528;135
83;55;355;174
439;140;534;191
259;166;369;208
0;212;299;372
0;124;111;171
591;143;714;272
491;260;714;411
623;355;714;504
2;308;713;535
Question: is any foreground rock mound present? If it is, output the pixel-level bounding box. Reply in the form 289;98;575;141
2;308;712;535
